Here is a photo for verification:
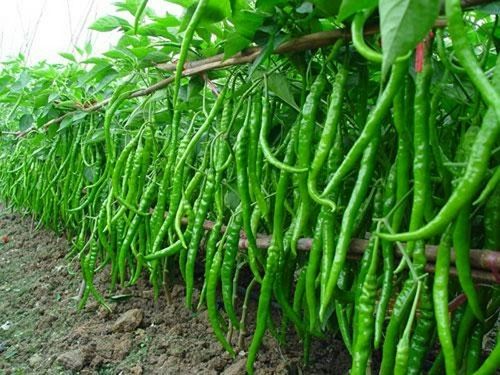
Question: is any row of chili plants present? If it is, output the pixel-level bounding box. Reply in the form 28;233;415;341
1;0;499;373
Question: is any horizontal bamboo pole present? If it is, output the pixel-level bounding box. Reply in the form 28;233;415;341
156;0;493;73
178;216;500;284
12;1;489;139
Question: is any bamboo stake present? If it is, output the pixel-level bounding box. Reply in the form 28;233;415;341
178;216;500;283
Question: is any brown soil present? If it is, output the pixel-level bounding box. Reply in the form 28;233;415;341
0;206;351;374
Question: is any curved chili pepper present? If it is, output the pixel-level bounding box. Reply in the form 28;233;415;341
351;224;381;375
221;213;242;328
433;228;457;374
320;132;380;321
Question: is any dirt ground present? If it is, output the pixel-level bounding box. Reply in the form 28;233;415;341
0;206;351;374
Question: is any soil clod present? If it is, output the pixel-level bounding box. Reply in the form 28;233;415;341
56;349;87;371
113;308;144;333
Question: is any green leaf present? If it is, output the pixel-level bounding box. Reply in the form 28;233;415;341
82;57;108;65
117;35;142;48
224;190;240;211
379;0;439;77
11;71;31;93
59;52;77;62
58;116;74;132
224;33;251;59
141;51;171;66
34;93;49;108
85;128;105;144
268;73;299;111
150;14;181;28
166;0;195;8
230;0;248;14
232;9;263;39
200;0;232;24
256;0;287;11
103;47;137;62
248;32;278;78
72;112;88;122
0;76;12;92
114;0;141;16
58;112;87;132
338;0;377;21
311;0;341;16
478;2;500;14
48;93;60;102
84;41;93;56
19;114;33;131
78;63;115;86
89;16;131;32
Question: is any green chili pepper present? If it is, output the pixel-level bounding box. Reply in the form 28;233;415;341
321;61;407;199
221;213;242;328
236;102;263;282
380;53;500;242
351;223;381;375
433;228;457;375
320;133;380;321
291;71;327;256
307;65;347;211
472;331;500;375
466;322;484;374
207;248;236;357
380;281;417;375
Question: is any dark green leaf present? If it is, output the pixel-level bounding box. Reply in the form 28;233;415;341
248;33;279;78
47;124;57;138
232;9;264;39
73;112;88;122
19;114;33;131
58;112;87;132
268;73;299;111
34;94;49;108
224;190;240;211
379;0;439;77
85;128;105;144
200;0;232;24
58;116;74;132
224;33;251;59
230;0;249;14
104;48;137;62
477;2;500;14
338;0;377;21
256;0;286;11
141;51;171;66
311;0;341;16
